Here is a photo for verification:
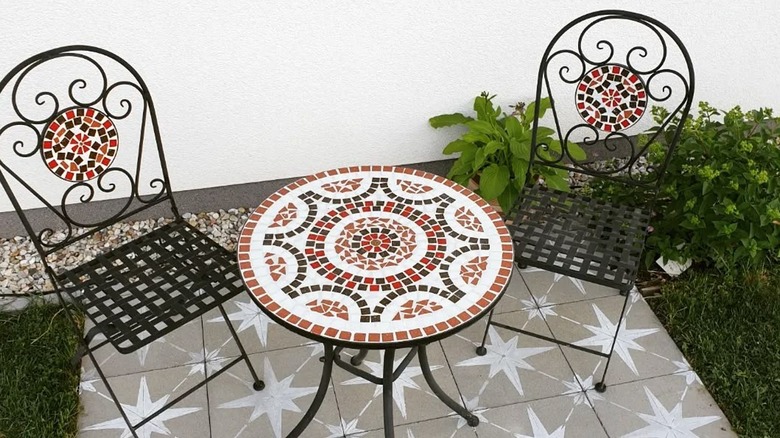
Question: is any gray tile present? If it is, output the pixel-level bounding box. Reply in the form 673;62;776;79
491;265;535;315
474;394;608;437
78;363;210;438
208;345;343;438
80;318;204;378
401;415;479;438
589;372;736;437
333;343;464;433
441;312;576;410
202;294;316;358
519;267;616;305
544;293;687;388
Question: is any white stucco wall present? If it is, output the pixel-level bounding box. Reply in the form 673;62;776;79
0;0;778;212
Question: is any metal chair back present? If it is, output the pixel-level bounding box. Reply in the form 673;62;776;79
0;46;179;267
527;9;695;192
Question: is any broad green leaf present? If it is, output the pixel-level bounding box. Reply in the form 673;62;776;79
567;141;587;161
473;148;487;171
443;140;476;155
504;115;524;139
497;184;519;212
473;94;496;121
451;173;472;186
536;127;555;138
429;113;473;128
466;120;496;135
479;164;510;200
525;97;552;121
509;138;532;160
546;140;562;153
462;132;491;144
544;172;570;192
511;157;528;189
483;140;504;157
447;147;476;177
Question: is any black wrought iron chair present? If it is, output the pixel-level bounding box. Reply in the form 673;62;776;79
475;10;694;392
0;46;264;437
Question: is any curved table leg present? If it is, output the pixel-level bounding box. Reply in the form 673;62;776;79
351;348;369;366
419;344;480;427
287;343;334;438
382;349;396;438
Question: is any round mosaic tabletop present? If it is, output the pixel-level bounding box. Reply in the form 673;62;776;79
238;166;514;347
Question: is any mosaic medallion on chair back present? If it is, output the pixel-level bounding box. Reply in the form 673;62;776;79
42;107;119;182
575;64;647;132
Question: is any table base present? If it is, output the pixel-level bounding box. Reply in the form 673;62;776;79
287;343;479;438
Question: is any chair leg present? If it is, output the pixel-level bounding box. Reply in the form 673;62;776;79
595;287;632;393
84;341;141;438
476;309;495;356
218;304;265;391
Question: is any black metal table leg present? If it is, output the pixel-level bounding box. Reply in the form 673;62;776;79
419;344;479;427
287;343;334;437
382;349;396;438
351;348;369;366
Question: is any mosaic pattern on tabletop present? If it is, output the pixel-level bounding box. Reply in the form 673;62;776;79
576;64;647;132
238;166;514;345
42;107;119;181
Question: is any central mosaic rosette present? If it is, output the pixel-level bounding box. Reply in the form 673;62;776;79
335;216;418;270
305;200;446;292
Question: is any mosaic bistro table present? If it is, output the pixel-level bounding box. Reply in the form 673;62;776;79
237;166;514;437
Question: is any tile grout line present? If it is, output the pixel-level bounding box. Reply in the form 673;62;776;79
518;269;613;438
200;314;213;438
435;339;469;410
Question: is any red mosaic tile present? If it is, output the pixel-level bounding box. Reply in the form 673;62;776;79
576;64;647;132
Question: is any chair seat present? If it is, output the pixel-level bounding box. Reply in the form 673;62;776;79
57;220;245;353
508;184;651;289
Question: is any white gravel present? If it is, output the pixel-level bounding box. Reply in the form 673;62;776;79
0;207;252;296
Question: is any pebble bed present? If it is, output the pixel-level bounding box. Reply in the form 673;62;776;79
0;208;252;297
0;157;649;299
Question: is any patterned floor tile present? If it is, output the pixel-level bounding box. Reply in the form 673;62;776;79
474;393;608;437
589;372;736;437
202;294;316;358
208;345;343;438
441;312;576;410
544;293;686;389
491;264;535;315
80;318;204;378
402;415;480;438
78;362;210;438
519;267;616;306
332;342;465;433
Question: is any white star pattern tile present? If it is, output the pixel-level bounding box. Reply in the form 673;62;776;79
76;267;733;437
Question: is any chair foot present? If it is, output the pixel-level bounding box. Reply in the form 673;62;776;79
619;289;629;296
595;382;607;393
475;346;487;356
467;415;480;427
253;380;266;391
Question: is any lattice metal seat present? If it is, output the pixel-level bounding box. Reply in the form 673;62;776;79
58;221;244;353
0;46;264;438
509;184;650;289
474;10;694;394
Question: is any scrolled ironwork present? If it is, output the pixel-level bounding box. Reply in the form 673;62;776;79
0;46;178;255
529;10;695;189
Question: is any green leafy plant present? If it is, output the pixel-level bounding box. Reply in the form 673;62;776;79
430;92;585;211
590;102;780;268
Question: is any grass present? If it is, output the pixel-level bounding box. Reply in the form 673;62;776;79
0;301;83;438
648;265;780;438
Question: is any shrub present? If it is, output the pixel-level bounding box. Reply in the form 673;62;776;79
430;92;584;211
590;102;780;268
